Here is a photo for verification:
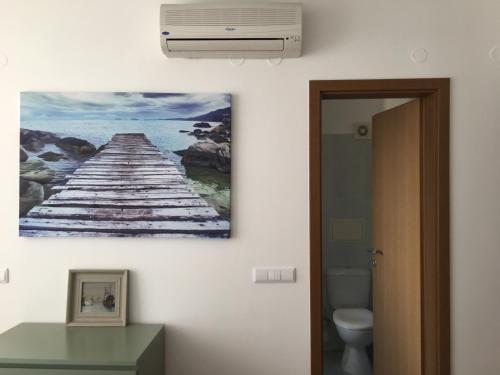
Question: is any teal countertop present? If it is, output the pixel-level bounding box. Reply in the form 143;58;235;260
0;323;164;369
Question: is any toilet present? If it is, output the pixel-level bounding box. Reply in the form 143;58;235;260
327;267;373;375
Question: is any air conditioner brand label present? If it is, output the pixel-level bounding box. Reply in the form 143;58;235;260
225;27;236;31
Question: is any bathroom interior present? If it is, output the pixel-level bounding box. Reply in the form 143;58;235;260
321;98;412;375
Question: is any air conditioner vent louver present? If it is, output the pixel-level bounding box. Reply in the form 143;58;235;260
162;8;299;26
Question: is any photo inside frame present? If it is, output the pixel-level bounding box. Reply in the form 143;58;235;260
80;281;117;314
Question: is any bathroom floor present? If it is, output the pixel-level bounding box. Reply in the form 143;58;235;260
323;350;350;375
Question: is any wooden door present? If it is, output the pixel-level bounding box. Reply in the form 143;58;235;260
372;99;422;375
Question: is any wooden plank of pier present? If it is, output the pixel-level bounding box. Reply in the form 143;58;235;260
20;133;230;238
27;206;221;221
40;198;210;208
52;184;189;191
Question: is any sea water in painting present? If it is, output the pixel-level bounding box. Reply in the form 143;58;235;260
19;92;231;238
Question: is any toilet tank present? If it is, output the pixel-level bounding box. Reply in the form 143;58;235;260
327;267;371;309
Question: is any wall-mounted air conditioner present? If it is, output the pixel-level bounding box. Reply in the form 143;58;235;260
160;3;302;59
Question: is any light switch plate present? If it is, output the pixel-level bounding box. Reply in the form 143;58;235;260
253;267;296;283
280;267;296;282
253;268;268;282
0;268;9;283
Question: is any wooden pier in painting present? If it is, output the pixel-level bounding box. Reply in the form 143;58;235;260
19;133;230;238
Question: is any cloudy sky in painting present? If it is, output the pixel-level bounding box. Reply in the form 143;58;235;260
20;92;231;121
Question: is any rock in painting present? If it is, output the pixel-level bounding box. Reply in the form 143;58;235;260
38;151;66;161
56;137;97;156
215;143;231;173
96;143;108;153
23;140;44;152
210;124;225;134
181;140;231;173
21;129;60;144
207;124;230;143
187;128;208;140
20;159;55;183
20;148;28;162
193;122;211;128
20;129;60;152
19;178;44;216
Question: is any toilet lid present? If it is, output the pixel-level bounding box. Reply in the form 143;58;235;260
333;308;373;331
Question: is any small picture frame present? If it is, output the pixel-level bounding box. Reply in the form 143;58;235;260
66;269;128;327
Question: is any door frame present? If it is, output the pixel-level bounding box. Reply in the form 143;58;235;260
309;79;450;375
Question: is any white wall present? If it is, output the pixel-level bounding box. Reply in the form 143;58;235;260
0;0;499;374
322;99;384;134
321;99;382;270
322;98;411;133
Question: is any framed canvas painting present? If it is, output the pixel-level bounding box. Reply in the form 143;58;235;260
19;92;231;238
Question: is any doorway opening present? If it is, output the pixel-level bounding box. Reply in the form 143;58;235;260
322;98;414;375
310;79;450;375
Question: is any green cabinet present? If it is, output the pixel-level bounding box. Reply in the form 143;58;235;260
0;323;164;375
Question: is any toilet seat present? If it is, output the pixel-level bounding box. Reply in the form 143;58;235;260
333;308;373;331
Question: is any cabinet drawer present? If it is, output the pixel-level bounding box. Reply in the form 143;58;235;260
0;369;135;375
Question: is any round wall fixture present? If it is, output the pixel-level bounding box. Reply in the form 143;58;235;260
0;51;8;67
489;46;500;63
410;48;428;63
267;57;283;66
357;125;369;137
229;58;245;66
